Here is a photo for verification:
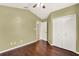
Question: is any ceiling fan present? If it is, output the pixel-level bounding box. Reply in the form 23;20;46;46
33;3;46;8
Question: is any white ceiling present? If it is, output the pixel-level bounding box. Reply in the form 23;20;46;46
0;3;76;19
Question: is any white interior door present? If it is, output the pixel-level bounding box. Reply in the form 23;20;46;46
53;14;76;52
40;22;47;41
36;21;40;40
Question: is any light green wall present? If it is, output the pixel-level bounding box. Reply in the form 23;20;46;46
0;5;41;52
76;14;79;52
47;14;52;44
47;4;79;52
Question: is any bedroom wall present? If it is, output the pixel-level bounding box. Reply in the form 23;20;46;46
47;14;52;44
47;4;79;52
0;5;42;52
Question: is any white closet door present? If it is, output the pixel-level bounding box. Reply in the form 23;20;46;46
62;14;76;52
53;14;76;52
53;16;64;48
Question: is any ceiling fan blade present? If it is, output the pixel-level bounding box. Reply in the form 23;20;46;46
33;4;37;8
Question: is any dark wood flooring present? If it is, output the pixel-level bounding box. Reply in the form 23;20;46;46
0;40;78;56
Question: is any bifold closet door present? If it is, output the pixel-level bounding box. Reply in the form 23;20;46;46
53;16;64;48
53;14;76;52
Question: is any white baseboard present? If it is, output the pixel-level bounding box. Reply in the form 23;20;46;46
75;52;79;54
0;40;38;54
48;41;53;45
47;43;79;54
39;39;47;41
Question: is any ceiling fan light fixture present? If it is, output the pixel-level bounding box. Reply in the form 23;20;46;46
43;5;45;8
37;3;40;7
33;3;46;9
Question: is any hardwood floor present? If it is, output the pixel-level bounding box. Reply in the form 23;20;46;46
0;40;78;56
